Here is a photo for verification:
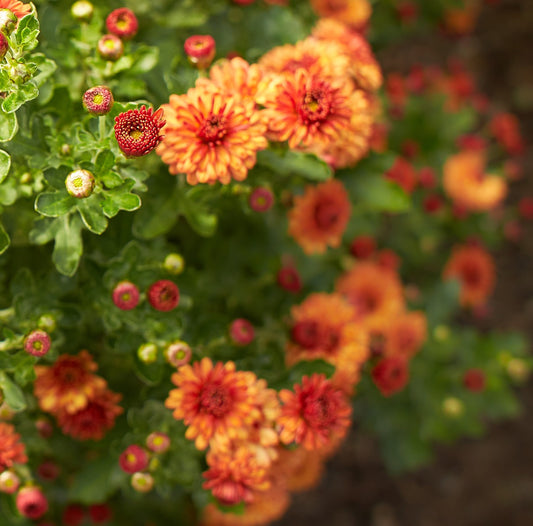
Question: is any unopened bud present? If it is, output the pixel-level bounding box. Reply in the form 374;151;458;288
71;0;94;22
163;253;185;275
184;35;216;70
164;341;191;368
442;396;464;418
137;343;158;364
507;358;529;383
38;314;56;333
0;470;20;494
0;9;17;36
131;472;154;493
97;34;124;61
65;169;95;198
83;85;114;116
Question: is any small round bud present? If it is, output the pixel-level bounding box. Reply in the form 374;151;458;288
36;418;53;439
71;0;94;22
442;397;464;418
433;325;450;342
0;9;17;36
229;318;255;346
112;281;140;310
507;358;529;383
131;472;154;493
0;33;8;60
137;343;158;364
37;460;60;481
119;445;149;474
463;368;486;392
61;144;71;156
147;280;179;312
276;266;302;293
24;330;51;357
106;8;138;40
9;63;31;84
164;340;191;368
146;432;170;453
89;503;112;524
249;187;274;212
83;86;114;116
20;172;32;184
0;470;20;494
184;35;216;69
38;314;56;333
16;487;49;520
97;34;124;61
65;169;95;198
350;235;376;260
163;253;185;275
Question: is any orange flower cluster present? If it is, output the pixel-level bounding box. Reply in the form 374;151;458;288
165;358;280;506
33;351;122;440
0;422;27;472
310;0;372;31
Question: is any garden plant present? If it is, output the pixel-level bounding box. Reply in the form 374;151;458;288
0;0;529;524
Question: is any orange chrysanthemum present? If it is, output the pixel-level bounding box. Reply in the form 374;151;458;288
278;374;352;450
157;85;267;185
0;0;31;19
383;310;427;359
165;358;261;450
56;388;123;441
443;244;495;307
287;292;368;369
203;446;270;506
274;446;324;493
259;38;352;82
257;68;370;152
196;57;266;102
34;351;107;415
201;486;291;526
310;0;371;30
0;423;27;471
443;151;507;212
336;261;405;331
312;19;383;92
288;179;351;254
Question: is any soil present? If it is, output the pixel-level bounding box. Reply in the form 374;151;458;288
276;1;533;525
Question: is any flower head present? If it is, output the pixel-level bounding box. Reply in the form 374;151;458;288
443;244;495;308
164;340;192;367
310;0;371;30
146;432;171;453
383;311;427;359
288;179;351;255
0;470;20;494
165;358;261;450
147;279;179;311
131;472;154;493
114;105;165;157
119;445;149;474
24;329;51;357
0;423;27;471
65;169;95;198
277;266;302;293
249;187;274;212
97;34;123;61
62;504;85;526
184;35;216;69
372;357;409;396
56;388;123;440
83;86;113;116
16;487;48;520
489;112;524;156
0;0;31;21
34;350;107;415
157;85;267;185
89;503;112;524
71;1;93;22
443;151;507;211
229;318;255;346
463;368;486;392
163;253;185;274
350;234;375;259
278;374;352;450
112;281;140;310
106;8;138;40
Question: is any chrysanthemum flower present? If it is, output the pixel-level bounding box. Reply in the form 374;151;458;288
443;244;495;308
310;0;371;30
203;446;270;505
106;8;138;40
24;329;51;357
489;112;524;156
443;151;507;212
311;19;382;92
157;85;267;185
371;357;409;396
0;423;27;471
0;470;20;494
56;388;123;441
16;487;48;520
463;368;486;392
89;503;112;524
62;504;85;526
288;179;351;254
164;341;192;368
114;105;165;157
34;351;107;415
257;69;367;152
112;281;140;310
97;34;123;61
83;86;114;116
249;187;274;212
274;446;324;492
277;266;302;293
184;35;216;69
229;318;255;346
287;293;368;370
384;311;427;359
165;358;261;450
119;445;149;474
131;472;154;493
278;374;352;450
350;234;375;259
336;261;405;331
0;0;31;20
146;432;171;453
147;279;179;311
196;57;266;102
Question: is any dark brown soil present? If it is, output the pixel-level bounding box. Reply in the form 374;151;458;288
276;1;533;525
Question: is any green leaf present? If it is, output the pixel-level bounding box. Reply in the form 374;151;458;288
101;182;141;218
348;173;411;212
130;45;159;74
0;150;10;184
101;171;123;189
257;149;333;181
95;150;116;174
43;165;70;190
29;218;61;245
180;199;217;237
35;191;77;217
14;14;40;51
0;221;9;254
288;359;336;384
2;82;39;113
0;372;26;412
68;456;125;504
77;196;108;234
425;279;461;326
132;183;179;238
0;109;17;142
110;55;133;75
52;215;83;276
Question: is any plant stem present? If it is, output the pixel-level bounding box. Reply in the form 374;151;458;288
99;115;106;141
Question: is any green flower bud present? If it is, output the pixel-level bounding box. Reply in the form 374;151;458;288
442;396;464;418
137;343;158;364
65;169;95;198
0;9;17;36
71;0;94;22
163;253;185;275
